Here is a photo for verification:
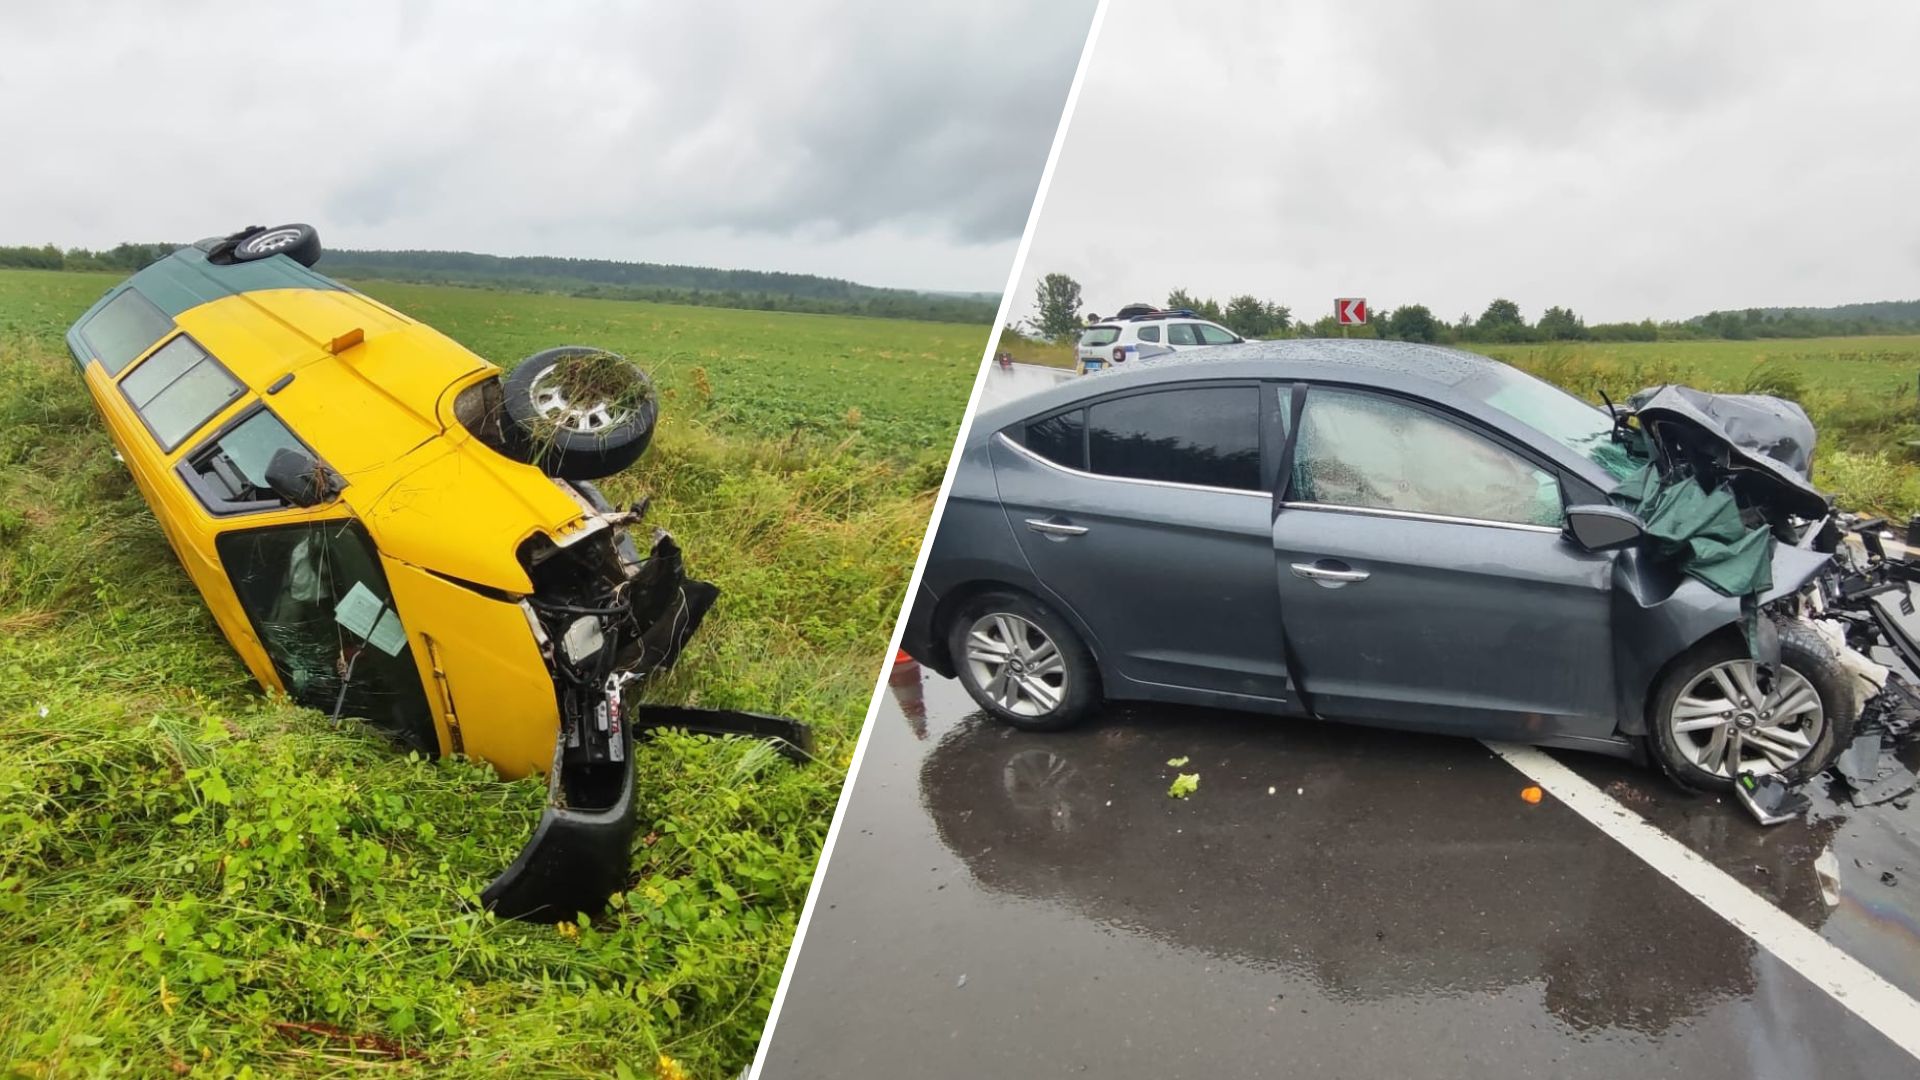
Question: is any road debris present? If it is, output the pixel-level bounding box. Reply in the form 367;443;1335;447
1168;773;1200;799
1520;785;1543;804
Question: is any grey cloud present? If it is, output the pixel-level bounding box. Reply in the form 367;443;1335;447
0;0;1094;291
1018;0;1920;324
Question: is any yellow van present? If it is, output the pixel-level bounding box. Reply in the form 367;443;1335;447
65;224;806;918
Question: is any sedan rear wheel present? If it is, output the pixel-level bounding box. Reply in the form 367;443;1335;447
966;612;1067;718
946;590;1098;731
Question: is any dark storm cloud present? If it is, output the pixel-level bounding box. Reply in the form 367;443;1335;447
0;0;1094;290
1018;0;1920;324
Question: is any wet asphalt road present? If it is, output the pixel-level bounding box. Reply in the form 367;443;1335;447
759;361;1920;1078
977;359;1073;408
761;671;1919;1078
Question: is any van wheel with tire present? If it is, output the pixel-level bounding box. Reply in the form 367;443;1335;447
1648;619;1853;791
946;590;1099;731
230;224;322;268
503;347;657;480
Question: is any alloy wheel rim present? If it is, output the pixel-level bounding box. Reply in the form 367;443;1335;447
1669;659;1824;778
528;363;635;434
244;227;302;254
965;612;1067;718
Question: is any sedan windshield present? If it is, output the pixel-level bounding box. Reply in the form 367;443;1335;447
1461;364;1645;481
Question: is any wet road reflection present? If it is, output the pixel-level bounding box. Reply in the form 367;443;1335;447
1562;734;1920;999
977;360;1072;410
763;667;1916;1079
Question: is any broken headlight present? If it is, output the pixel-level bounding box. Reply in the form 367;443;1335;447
561;615;606;666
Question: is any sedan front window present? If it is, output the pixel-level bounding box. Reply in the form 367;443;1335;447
1293;388;1562;527
1465;365;1645;482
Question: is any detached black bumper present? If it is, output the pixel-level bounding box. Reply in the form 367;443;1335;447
479;717;641;921
479;700;813;922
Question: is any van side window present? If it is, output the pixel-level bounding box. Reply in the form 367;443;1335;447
178;406;322;514
217;520;438;754
119;335;243;451
1137;326;1161;343
80;288;175;375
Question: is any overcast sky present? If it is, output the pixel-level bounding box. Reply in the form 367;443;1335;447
1018;0;1920;326
0;0;1093;293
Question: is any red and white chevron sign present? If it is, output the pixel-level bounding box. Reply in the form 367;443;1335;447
1336;297;1367;325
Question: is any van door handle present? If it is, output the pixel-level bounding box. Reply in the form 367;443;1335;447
1026;518;1089;537
1291;560;1369;584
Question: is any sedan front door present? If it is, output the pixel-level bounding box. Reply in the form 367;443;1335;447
990;382;1297;710
1270;385;1618;742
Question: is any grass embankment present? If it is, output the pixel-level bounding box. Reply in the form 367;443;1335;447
993;326;1920;515
1477;338;1920;517
0;268;978;1077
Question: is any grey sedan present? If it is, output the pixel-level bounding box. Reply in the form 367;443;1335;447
902;341;1860;790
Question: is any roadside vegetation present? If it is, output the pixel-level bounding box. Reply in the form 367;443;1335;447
0;268;977;1077
0;242;999;324
1000;275;1920;518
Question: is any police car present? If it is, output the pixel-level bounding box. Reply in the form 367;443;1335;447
1073;304;1246;374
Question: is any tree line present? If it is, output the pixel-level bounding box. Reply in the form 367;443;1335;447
0;242;1000;325
1026;272;1920;345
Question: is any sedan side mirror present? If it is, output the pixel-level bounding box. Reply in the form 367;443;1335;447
1564;504;1644;552
264;447;341;508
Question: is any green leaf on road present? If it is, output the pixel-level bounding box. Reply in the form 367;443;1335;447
1168;773;1200;799
1166;756;1189;767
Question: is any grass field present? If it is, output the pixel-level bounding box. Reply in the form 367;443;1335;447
995;331;1920;516
0;268;981;1078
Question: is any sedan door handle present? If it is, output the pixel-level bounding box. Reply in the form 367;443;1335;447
1291;561;1370;584
1026;518;1089;537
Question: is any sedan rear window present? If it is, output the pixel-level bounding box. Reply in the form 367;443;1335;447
1087;386;1261;491
1025;409;1086;468
1079;326;1120;347
80;289;174;375
120;335;244;451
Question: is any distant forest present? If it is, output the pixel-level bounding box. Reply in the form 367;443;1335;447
1022;271;1920;345
0;241;999;324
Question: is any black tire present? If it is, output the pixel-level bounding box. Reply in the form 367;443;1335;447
230;224;322;268
1647;619;1854;792
503;347;657;480
945;590;1099;732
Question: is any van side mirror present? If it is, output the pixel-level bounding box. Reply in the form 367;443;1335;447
264;447;340;508
1564;504;1644;552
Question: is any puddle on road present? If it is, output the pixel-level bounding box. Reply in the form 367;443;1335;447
976;361;1072;410
1561;731;1920;1000
853;663;1916;1077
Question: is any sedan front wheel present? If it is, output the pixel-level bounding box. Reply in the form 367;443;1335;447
1648;620;1853;791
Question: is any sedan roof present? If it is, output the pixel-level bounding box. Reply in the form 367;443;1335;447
974;339;1510;434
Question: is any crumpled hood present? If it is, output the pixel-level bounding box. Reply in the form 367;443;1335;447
1626;385;1829;520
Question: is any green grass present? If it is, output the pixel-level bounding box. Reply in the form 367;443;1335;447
1473;338;1920;516
988;328;1920;515
0;268;978;1078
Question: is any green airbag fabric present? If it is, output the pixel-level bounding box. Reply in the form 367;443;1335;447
1610;464;1773;598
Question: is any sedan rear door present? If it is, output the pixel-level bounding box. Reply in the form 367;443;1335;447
1270;385;1618;742
989;382;1297;710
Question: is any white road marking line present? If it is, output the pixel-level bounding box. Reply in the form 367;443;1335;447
1488;741;1920;1062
